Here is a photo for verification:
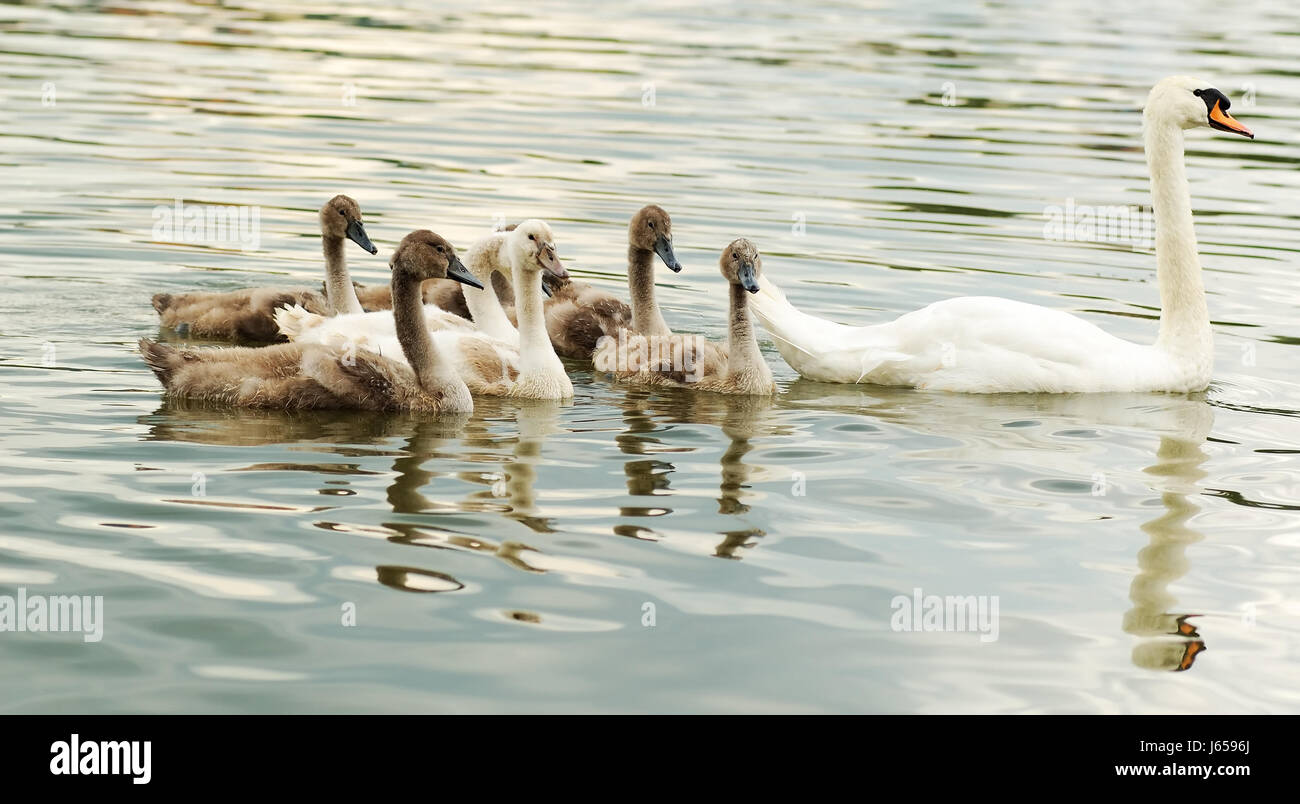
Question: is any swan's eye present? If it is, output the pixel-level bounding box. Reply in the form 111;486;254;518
648;221;655;229
528;234;535;241
1193;89;1203;97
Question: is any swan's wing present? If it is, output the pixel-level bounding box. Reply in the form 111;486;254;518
592;330;725;386
876;296;1157;392
423;307;477;332
335;330;520;387
274;304;330;343
277;304;477;348
430;330;520;393
749;277;1156;390
300;345;418;408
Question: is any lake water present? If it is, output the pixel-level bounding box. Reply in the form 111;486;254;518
1;0;1297;713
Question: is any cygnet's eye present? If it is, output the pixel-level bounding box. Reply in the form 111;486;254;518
648;221;655;229
338;209;346;216
528;234;536;241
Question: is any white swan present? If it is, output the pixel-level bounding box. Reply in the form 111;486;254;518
463;220;573;399
458;220;567;346
750;76;1254;393
277;221;566;351
283;221;573;400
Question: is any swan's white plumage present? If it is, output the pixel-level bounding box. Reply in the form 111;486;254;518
751;278;1204;393
750;75;1248;395
278;309;520;381
274;303;474;352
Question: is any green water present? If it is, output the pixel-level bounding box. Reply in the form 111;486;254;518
1;0;1297;713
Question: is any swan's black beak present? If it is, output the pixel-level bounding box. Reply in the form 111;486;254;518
346;220;378;254
653;235;682;273
540;274;554;298
737;261;760;294
1209;100;1253;139
446;256;483;289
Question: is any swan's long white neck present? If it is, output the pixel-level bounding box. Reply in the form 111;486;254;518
629;246;671;335
464;246;518;341
1144;114;1212;360
510;251;564;377
322;233;365;316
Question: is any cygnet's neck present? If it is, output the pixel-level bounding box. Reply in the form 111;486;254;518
727;282;769;388
464;238;519;341
629;245;671;335
322;233;365;316
392;270;467;403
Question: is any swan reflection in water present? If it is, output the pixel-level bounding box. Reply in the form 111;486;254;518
615;388;782;558
382;398;568;577
140;385;1220;666
776;382;1219;672
1124;401;1213;672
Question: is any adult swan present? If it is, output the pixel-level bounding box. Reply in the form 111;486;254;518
750;76;1254;393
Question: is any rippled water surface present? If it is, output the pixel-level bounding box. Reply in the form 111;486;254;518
1;0;1298;713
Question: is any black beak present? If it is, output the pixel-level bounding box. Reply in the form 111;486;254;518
737;261;759;294
446;255;483;289
653;235;682;273
540;274;554;298
345;219;378;254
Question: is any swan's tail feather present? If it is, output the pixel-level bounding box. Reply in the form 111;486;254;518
151;293;174;314
273;304;324;341
138;338;186;386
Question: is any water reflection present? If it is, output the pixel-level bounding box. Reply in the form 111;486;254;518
145;380;1230;672
482;401;566;534
379;399;567;578
781;383;1221;672
614;389;781;556
1125;402;1214;672
375;565;465;594
141;399;436;450
385;414;476;515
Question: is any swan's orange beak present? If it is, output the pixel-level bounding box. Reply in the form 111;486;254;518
1209;99;1253;139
